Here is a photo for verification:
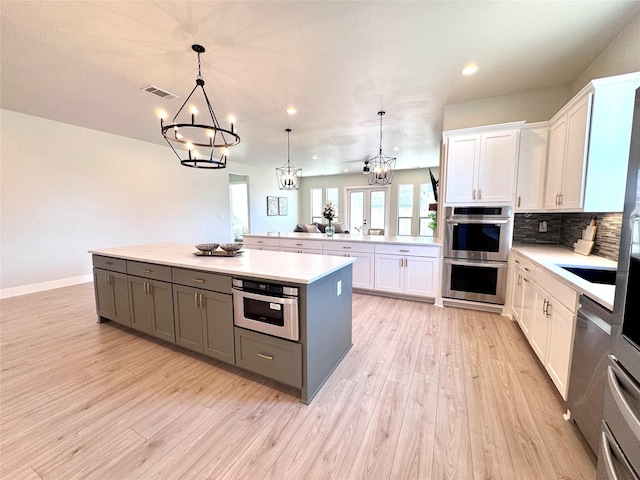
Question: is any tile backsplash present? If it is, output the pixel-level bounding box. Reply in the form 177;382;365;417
513;212;622;261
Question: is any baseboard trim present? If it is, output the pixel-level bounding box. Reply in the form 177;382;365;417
1;274;93;299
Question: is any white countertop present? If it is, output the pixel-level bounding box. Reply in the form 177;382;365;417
511;244;617;310
89;242;355;285
244;232;442;247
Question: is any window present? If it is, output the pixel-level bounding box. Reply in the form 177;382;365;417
310;188;323;223
326;187;339;223
397;184;413;235
419;183;436;237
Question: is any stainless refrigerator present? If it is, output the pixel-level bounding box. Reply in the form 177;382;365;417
597;87;640;479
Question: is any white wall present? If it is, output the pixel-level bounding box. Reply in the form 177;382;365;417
0;110;293;294
572;14;640;94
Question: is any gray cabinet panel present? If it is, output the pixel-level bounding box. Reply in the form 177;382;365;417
234;327;302;388
172;268;232;293
93;255;127;273
93;268;130;326
173;285;204;352
202;290;234;363
128;276;175;342
127;261;172;282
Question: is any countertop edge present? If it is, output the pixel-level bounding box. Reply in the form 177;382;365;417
511;244;616;310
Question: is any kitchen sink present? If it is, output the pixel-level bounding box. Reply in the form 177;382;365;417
558;265;617;285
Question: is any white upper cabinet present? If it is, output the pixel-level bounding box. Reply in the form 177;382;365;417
544;72;640;212
443;123;521;205
515;122;549;212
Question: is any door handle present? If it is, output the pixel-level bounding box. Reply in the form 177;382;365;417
472;189;477;200
478;189;482;200
517;196;521;208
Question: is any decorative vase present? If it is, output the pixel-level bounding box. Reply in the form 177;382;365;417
325;222;335;237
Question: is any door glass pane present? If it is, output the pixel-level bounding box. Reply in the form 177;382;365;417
350;191;364;232
370;190;385;229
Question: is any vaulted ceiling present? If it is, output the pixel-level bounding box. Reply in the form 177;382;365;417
2;1;638;176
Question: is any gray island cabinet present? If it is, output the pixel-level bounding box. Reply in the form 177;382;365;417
89;243;354;403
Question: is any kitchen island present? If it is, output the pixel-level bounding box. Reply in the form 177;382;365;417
89;243;355;403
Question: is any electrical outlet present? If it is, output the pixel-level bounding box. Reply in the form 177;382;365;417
337;280;342;296
539;221;548;233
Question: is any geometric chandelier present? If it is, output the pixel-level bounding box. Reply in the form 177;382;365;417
160;44;240;169
276;128;302;190
367;110;396;185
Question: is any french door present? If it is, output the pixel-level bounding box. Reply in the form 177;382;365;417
346;186;389;234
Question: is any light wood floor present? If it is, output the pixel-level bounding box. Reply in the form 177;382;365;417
1;283;595;479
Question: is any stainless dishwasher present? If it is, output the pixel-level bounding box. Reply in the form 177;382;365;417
567;294;614;455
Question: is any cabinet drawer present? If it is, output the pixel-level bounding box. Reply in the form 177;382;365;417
322;241;375;254
536;268;579;312
512;252;535;276
234;327;302;388
126;261;172;282
172;268;231;293
244;236;280;248
279;238;322;251
374;243;439;257
93;255;127;273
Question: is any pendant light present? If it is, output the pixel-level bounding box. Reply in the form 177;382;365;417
276;128;302;190
367;111;396;185
160;44;240;169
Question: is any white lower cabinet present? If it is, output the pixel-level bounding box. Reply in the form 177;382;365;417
323;241;375;290
374;244;439;298
508;251;578;400
243;236;280;251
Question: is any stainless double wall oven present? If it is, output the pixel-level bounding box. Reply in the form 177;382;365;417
443;206;512;305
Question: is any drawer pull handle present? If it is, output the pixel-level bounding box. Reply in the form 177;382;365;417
105;261;113;266
142;269;152;273
257;352;273;361
524;267;530;272
193;278;205;284
342;246;352;249
400;249;410;253
296;243;303;246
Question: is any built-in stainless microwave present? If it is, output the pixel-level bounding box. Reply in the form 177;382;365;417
232;278;300;341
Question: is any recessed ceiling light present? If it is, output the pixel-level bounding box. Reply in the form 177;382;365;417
461;64;479;76
393;146;400;151
286;107;297;115
312;155;318;160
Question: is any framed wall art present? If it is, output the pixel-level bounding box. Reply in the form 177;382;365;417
267;196;278;216
278;197;288;216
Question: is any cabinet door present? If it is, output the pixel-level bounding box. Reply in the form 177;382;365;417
374;254;404;293
516;126;548;211
350;252;375;290
545;299;575;400
477;130;518;203
173;284;204;352
128;276;153;334
148;279;175;343
202;290;235;364
560;94;591;210
128;277;174;341
544;118;567;210
445;134;479;204
511;269;524;322
520;276;535;340
94;268;116;320
404;256;437;297
530;284;550;362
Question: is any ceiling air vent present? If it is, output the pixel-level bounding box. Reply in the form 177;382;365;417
141;85;178;100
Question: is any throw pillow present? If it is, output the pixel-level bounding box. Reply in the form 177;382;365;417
293;224;306;232
303;224;320;233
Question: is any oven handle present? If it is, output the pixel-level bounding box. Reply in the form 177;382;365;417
232;289;298;305
444;258;508;268
445;218;511;225
607;359;640;442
